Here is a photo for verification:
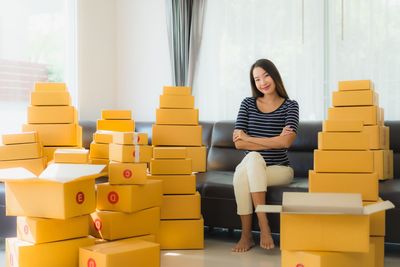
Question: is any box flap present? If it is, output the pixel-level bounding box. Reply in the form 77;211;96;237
363;200;395;215
255;205;282;213
0;167;38;181
38;163;106;183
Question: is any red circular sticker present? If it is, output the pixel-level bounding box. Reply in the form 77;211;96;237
76;192;85;204
94;219;102;231
10;254;13;266
87;258;96;267
123;169;132;179
296;264;304;267
23;224;29;235
108;191;119;204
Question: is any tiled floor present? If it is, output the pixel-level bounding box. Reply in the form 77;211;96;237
1;230;400;267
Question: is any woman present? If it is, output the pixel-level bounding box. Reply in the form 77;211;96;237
232;59;299;252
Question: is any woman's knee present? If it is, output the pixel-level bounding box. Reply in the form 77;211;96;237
246;151;265;163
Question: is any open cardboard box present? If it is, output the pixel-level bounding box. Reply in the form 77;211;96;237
255;192;394;253
0;163;106;219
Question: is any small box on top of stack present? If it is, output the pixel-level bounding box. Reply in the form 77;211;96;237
0;131;45;175
150;86;204;250
22;82;83;164
0;163;106;267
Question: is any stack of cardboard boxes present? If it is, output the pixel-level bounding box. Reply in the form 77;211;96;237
0;163;106;266
0;132;45;175
22;82;83;163
150;86;204;249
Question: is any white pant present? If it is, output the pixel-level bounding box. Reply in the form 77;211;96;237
233;151;294;215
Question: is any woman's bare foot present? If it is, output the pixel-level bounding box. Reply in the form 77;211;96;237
260;229;275;250
232;236;255;252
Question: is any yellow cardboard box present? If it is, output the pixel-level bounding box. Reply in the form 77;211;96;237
89;207;160;240
54;149;89;164
318;132;369;150
79;239;160;267
30;90;71;106
363;125;388;150
96;180;162;213
147;174;196;194
89;142;109;159
163;86;191;96
93;130;114;144
150;158;192;175
101;110;131;120
89;158;109;172
43;146;81;162
112;132;148;145
152;125;202;146
153;147;187;159
156;108;199;125
256;192;394;253
27;106;77;124
308;171;378;201
108;161;147;185
23;123;81;146
161;192;201;219
332;90;378;107
97;119;135;132
314;150;374;173
185;146;207;172
6;236;95;267
35;82;67;91
0;157;46;176
0;142;42;161
364;200;385;237
371;236;384;267
338;80;373;91
328;106;380;125
2;131;38;145
159;94;195;109
322;120;363;132
17;215;89;244
109;143;153;163
159;217;204;249
373;149;393;180
0;164;106;219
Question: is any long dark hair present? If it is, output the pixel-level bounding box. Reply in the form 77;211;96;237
249;59;289;99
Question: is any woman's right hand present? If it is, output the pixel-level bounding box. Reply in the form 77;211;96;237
280;126;294;136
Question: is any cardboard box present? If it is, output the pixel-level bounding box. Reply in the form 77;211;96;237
185;146;207;172
309;171;379;201
371;236;384;267
79;238;160;267
2;131;38;145
156;108;199;125
89;158;109;167
161;192;201;219
0;142;42;161
363;125;388;150
23;123;81;146
373;150;393;180
30;91;71;106
109;143;153;163
338;80;373;91
97;119;135;132
159;94;195;109
159;217;204;249
328;106;380;125
147;174;196;194
318;132;369;150
322;120;363;132
163;86;191;96
93;130;114;144
54;149;89;164
89;207;160;240
332;90;378;106
153;147;187;159
27;106;77;124
96;180;162;213
0;157;46;176
108;161;147;185
152;125;202;146
17;215;89;244
43;146;81;163
89;142;109;159
101;110;131;120
112;132;148;145
364;200;385;237
6;236;95;267
34;82;67;91
150;158;192;175
314;150;374;173
0;164;106;219
255;192;394;252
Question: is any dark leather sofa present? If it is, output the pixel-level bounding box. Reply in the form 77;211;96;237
1;120;399;245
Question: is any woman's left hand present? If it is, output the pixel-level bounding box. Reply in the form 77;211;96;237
233;130;249;142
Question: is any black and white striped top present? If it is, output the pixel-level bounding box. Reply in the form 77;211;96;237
235;97;299;166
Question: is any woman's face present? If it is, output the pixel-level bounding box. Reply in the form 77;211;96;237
253;67;276;96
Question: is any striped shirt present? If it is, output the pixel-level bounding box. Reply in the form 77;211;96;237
235;97;299;166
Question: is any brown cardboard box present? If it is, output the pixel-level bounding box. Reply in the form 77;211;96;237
27;106;76;124
363;125;388;150
370;236;384;267
34;82;67;91
97;119;135;132
153;147;187;159
0;158;46;176
43;146;81;163
147;174;196;194
109;143;153;163
23;123;81;146
318;132;369;150
30;91;71;106
163;86;191;96
332;90;378;106
364;200;385;237
112;132;148;145
338;80;373;91
373;150;393;180
89;142;109;159
156;108;199;125
322;120;363;132
108;161;147;185
101;110;131;120
150;158;192;175
314;150;374;173
328;106;380;125
0;142;42;161
161;192;201;219
159;94;195;109
159;217;204;249
54;149;89;164
152;125;202;146
2;132;38;145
